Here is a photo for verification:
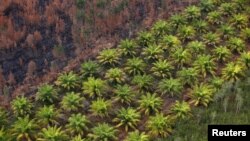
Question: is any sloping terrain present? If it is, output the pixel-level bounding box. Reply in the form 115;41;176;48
0;0;249;140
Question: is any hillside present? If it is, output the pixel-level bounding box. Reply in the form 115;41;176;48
0;0;250;140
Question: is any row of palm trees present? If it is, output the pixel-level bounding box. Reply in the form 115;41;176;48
0;0;249;140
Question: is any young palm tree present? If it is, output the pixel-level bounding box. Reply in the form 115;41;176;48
158;78;183;97
97;49;121;66
169;14;187;29
11;116;37;141
132;74;154;92
228;37;246;53
138;93;163;115
142;44;164;61
11;96;32;117
146;113;173;138
187;40;206;55
55;71;80;91
105;68;126;84
37;126;68;141
239;51;250;68
119;39;137;57
210;77;224;91
71;135;89;141
193;55;216;78
184;6;201;20
202;32;220;47
113;108;140;132
193;20;209;33
163;35;182;51
151;59;173;78
222;62;246;82
231;14;248;29
0;107;8;126
219;24;235;39
66;113;90;136
207;11;222;25
170;101;191;120
188;83;214;107
36;84;58;104
137;31;154;47
80;60;100;78
152;20;170;39
200;0;215;12
177;68;199;86
82;77;107;98
90;98;111;117
0;127;9;141
212;46;232;62
178;25;196;41
36;105;61;126
125;130;149;141
61;92;84;112
88;123;117;141
114;84;135;104
171;48;192;68
125;57;146;75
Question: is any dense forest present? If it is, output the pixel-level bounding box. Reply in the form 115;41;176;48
0;0;250;140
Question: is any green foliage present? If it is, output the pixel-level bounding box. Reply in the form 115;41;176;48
138;93;163;115
61;92;84;112
97;49;121;66
125;58;146;75
193;55;216;78
142;44;164;61
55;71;80;90
36;105;61;126
76;0;86;8
90;98;111;117
11;96;32;117
114;84;135;104
82;77;107;98
88;123;117;141
105;68;126;84
125;130;149;141
170;101;191;120
212;46;232;62
151;59;173;78
66;113;89;135
177;68;199;86
132;74;154;92
228;37;246;53
36;84;58;104
158;78;183;97
37;126;68;141
119;39;138;56
80;60;100;78
222;62;246;82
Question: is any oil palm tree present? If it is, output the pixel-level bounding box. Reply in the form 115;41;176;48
90;98;111;117
184;6;201;20
152;20;170;39
219;24;235;39
158;78;183;97
36;105;61;126
11;96;32;117
97;49;121;66
80;60;100;78
138;93;163;115
219;2;237;16
137;31;154;47
113;108;140;132
114;84;135;104
61;92;84;112
228;37;246;53
171;48;192;68
207;11;222;25
188;83;214;107
240;28;250;41
11;116;37;141
88;123;117;141
170;101;191;120
71;135;90;141
210;77;224;91
231;14;248;29
82;77;107;98
169;14;187;29
36;84;58;104
177;68;199;86
66;113;90;135
163;35;181;51
178;25;196;41
239;51;250;68
187;40;206;55
146;113;173;138
125;130;149;141
193;20;209;33
200;0;215;12
119;39;138;57
132;74;154;92
203;32;220;47
125;57;146;75
0;107;8;127
55;71;80;91
193;55;216;78
212;46;232;62
142;44;164;61
105;68;126;84
37;126;68;141
0;127;9;141
222;62;246;82
151;59;173;78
